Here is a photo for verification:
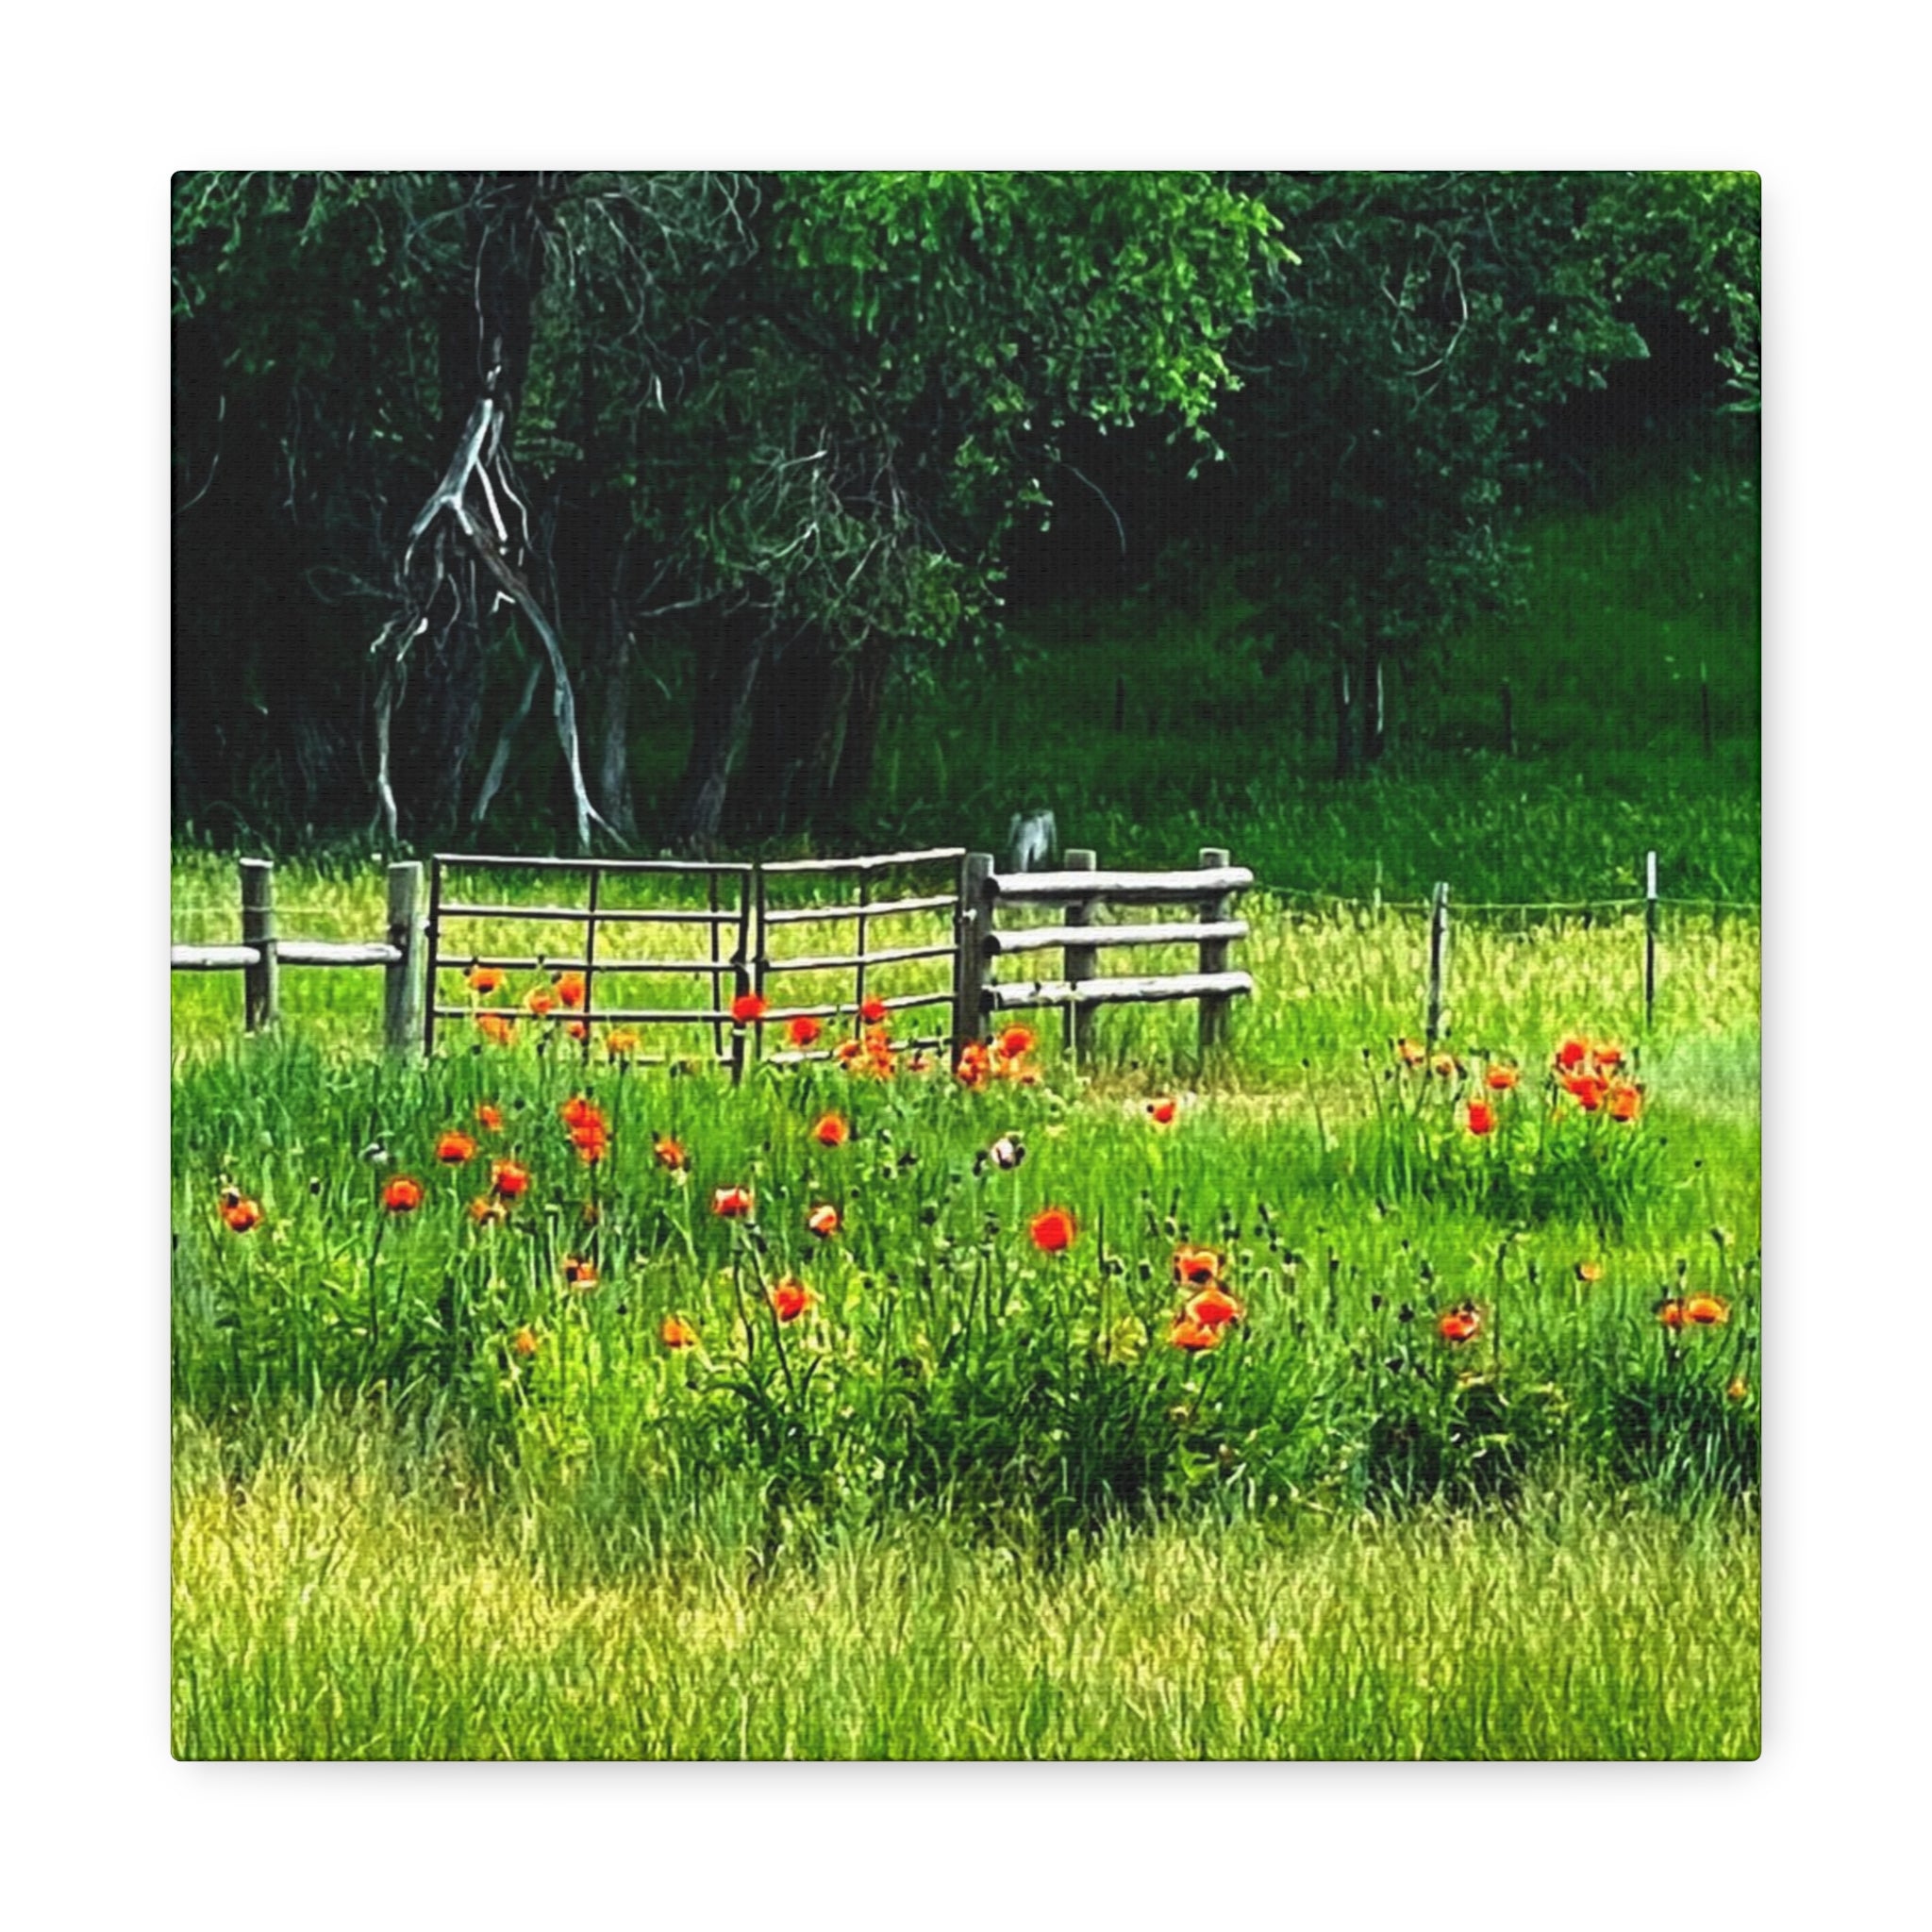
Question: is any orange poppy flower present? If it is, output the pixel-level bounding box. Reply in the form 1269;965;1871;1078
476;1013;516;1047
712;1186;755;1220
1592;1042;1624;1072
788;1014;824;1048
1575;1261;1604;1284
557;973;586;1009
1438;1305;1482;1344
1395;1037;1426;1067
997;1025;1036;1059
569;1122;608;1164
659;1316;699;1350
1485;1064;1520;1091
436;1131;477;1165
561;1256;598;1291
466;966;506;996
1562;1073;1608;1112
1657;1298;1689;1330
811;1112;850;1148
511;1324;540;1360
559;1095;595;1129
564;1020;589;1042
859;995;889;1025
1168;1317;1222;1353
1607;1082;1642;1123
1146;1096;1179;1126
769;1276;813;1324
606;1029;639;1058
652;1135;689;1173
807;1203;841;1239
1173;1246;1222;1290
382;1175;425;1214
220;1194;262;1233
1685;1294;1729;1326
468;1195;507;1226
1465;1099;1496;1137
525;986;558;1017
730;991;768;1024
956;1041;993;1091
1185;1283;1244;1329
989;1134;1025;1170
1555;1038;1590;1071
475;1103;504;1131
1029;1208;1076;1254
490;1159;530;1199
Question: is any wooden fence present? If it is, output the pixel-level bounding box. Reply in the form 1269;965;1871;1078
955;846;1256;1060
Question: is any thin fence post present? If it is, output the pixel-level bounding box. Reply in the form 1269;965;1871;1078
1643;850;1659;1031
422;857;443;1058
1062;849;1099;1066
1198;846;1233;1056
1424;880;1450;1048
241;858;278;1034
383;861;424;1056
954;853;994;1057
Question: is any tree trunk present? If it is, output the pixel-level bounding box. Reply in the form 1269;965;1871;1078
1361;641;1388;764
824;632;896;833
671;607;767;854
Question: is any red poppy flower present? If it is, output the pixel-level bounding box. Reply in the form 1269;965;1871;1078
1562;1073;1608;1112
1029;1208;1076;1254
1484;1064;1520;1091
1146;1096;1179;1125
956;1041;992;1091
1438;1305;1482;1344
475;1103;504;1132
788;1015;824;1048
382;1176;425;1214
561;1256;598;1291
807;1203;841;1239
1168;1317;1221;1353
1555;1037;1591;1071
466;966;506;996
731;991;768;1024
491;1159;530;1199
1465;1099;1496;1137
1607;1082;1642;1123
1657;1298;1689;1330
659;1316;699;1350
653;1135;688;1173
1685;1294;1729;1326
569;1122;608;1164
1186;1283;1244;1329
511;1324;540;1359
811;1112;850;1148
436;1131;477;1165
769;1276;813;1324
525;986;558;1018
1592;1041;1624;1072
220;1194;262;1233
476;1013;516;1047
712;1186;754;1219
858;995;889;1025
1173;1246;1222;1290
564;1020;589;1042
997;1024;1036;1059
557;973;586;1009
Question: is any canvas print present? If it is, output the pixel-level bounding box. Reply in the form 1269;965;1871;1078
170;171;1760;1759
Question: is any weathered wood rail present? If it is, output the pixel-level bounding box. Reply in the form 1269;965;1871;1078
955;846;1255;1060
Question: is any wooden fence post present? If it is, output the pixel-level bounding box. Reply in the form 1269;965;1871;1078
1198;846;1233;1054
1643;850;1659;1031
954;853;994;1057
1062;848;1099;1065
240;858;278;1033
384;861;424;1057
1424;880;1450;1048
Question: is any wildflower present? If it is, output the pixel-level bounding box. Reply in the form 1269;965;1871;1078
730;991;768;1024
1146;1096;1179;1126
956;1041;993;1091
1431;1054;1463;1080
561;1256;599;1292
1484;1064;1520;1091
1555;1038;1591;1071
989;1134;1025;1171
1575;1261;1604;1284
511;1324;540;1359
1168;1317;1221;1353
769;1276;813;1324
1394;1037;1427;1068
466;965;505;996
659;1316;699;1350
476;1013;516;1047
491;1159;530;1199
220;1192;262;1234
560;1094;597;1129
1685;1294;1729;1326
475;1103;504;1131
1562;1073;1608;1112
858;995;889;1025
1438;1304;1482;1344
997;1024;1036;1060
1173;1246;1223;1290
525;986;558;1018
1657;1298;1689;1330
1465;1099;1496;1137
1726;1376;1751;1403
606;1029;639;1058
557;973;586;1009
468;1195;507;1227
807;1203;841;1240
382;1176;425;1214
564;1020;589;1043
1186;1283;1245;1330
1029;1207;1076;1254
788;1015;824;1049
1607;1082;1643;1123
811;1112;850;1148
436;1131;477;1165
712;1186;755;1220
569;1122;608;1164
834;1037;865;1068
1592;1042;1624;1071
653;1135;689;1173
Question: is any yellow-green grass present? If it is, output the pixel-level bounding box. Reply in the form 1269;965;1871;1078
173;1409;1757;1760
